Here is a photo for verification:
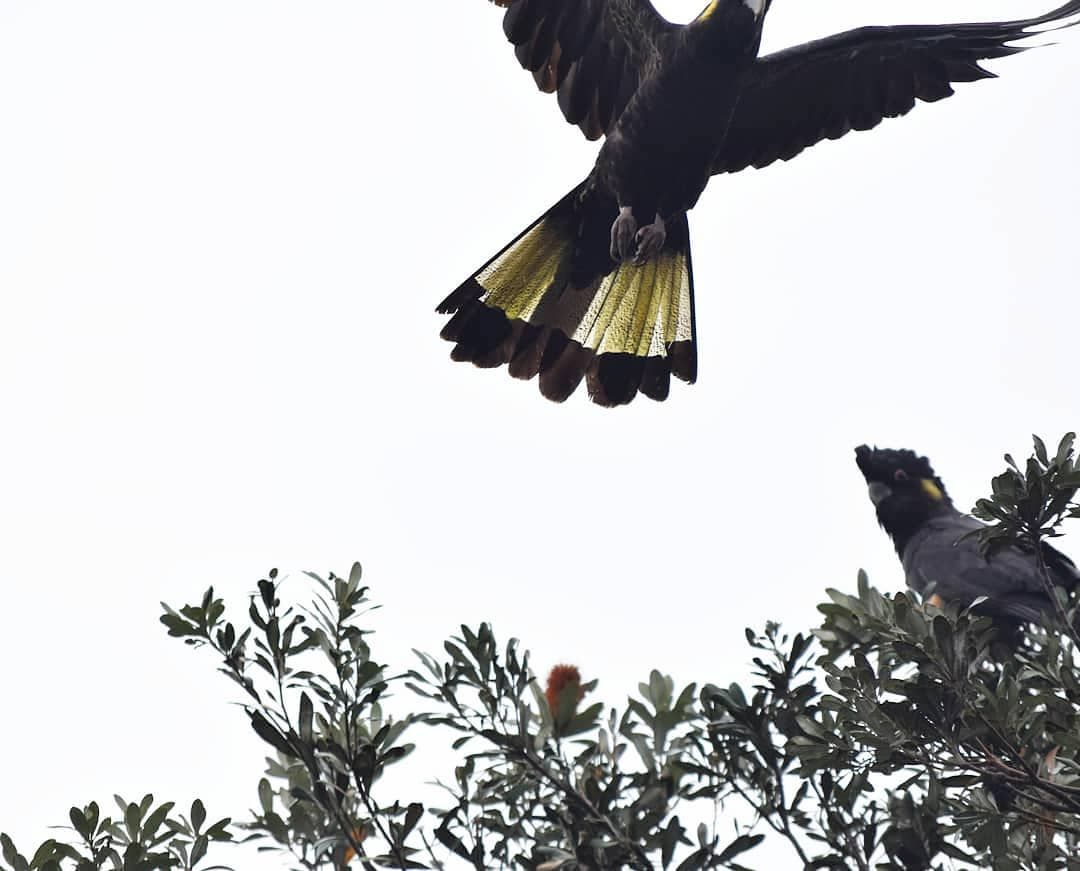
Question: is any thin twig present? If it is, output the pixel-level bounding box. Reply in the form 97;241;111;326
809;778;870;871
515;746;653;870
1033;544;1080;651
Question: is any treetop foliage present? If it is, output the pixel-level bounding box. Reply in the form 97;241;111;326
6;434;1080;870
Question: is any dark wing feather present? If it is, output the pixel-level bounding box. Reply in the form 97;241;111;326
713;0;1080;173
494;0;678;140
1044;541;1080;589
905;514;1080;624
909;525;1043;598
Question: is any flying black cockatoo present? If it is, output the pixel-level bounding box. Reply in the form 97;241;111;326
438;0;1080;406
855;445;1080;628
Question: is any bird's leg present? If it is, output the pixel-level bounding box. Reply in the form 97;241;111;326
610;205;638;262
633;213;666;265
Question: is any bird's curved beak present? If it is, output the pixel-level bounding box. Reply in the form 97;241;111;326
742;0;767;18
867;482;892;506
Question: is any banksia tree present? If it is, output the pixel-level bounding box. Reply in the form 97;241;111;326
8;436;1080;869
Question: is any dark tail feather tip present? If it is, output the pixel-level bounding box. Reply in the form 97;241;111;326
538;332;590;403
587;354;644;408
640;357;671;402
507;323;549;381
668;341;697;384
447;304;513;366
437;277;485;315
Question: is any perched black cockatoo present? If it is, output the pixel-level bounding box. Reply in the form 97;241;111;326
855;445;1080;627
439;0;1080;406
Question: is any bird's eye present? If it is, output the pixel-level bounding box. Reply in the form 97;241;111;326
893;469;909;482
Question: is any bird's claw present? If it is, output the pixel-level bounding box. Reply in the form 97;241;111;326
633;215;666;265
610;207;638;262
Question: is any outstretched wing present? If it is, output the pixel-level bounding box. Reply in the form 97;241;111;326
491;0;679;140
712;0;1080;173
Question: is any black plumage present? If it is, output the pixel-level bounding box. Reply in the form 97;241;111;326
439;0;1080;406
855;445;1080;628
710;18;1064;173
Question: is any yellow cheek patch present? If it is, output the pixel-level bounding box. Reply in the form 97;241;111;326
921;479;944;501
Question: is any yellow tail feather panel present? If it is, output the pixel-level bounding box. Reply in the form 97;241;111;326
473;217;693;360
573;253;692;356
477;221;566;320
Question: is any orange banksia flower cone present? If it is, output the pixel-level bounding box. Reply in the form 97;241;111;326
546;664;585;736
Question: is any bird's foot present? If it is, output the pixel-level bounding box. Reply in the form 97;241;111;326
633;214;666;265
610;206;638;262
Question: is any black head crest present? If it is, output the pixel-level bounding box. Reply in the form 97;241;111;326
854;445;945;494
854;445;953;553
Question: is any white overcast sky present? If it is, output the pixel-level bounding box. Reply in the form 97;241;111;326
2;0;1079;865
